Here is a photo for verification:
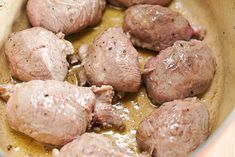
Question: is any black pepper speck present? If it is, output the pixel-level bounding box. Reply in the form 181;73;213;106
7;145;13;151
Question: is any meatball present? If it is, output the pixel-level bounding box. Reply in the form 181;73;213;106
5;80;94;146
1;80;124;146
144;40;216;104
53;133;138;157
27;0;106;35
124;5;194;51
136;98;210;157
80;27;141;93
4;27;73;82
108;0;172;7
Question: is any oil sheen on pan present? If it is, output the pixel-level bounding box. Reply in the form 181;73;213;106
0;1;223;157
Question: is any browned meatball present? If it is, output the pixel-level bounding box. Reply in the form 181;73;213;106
136;98;210;157
108;0;172;7
124;5;194;51
144;40;216;104
27;0;106;35
80;27;141;93
4;27;73;82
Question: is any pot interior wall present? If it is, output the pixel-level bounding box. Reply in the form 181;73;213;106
205;0;235;128
0;0;234;156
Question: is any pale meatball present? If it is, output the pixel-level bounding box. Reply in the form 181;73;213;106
1;80;125;146
136;98;210;157
53;133;139;157
144;40;216;104
4;27;73;81
27;0;106;35
80;27;141;93
6;80;95;145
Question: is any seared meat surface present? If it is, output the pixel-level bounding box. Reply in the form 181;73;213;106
80;27;141;93
108;0;172;7
53;133;140;157
124;5;196;51
0;80;124;146
136;98;210;157
27;0;106;35
4;27;73;82
144;40;216;104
